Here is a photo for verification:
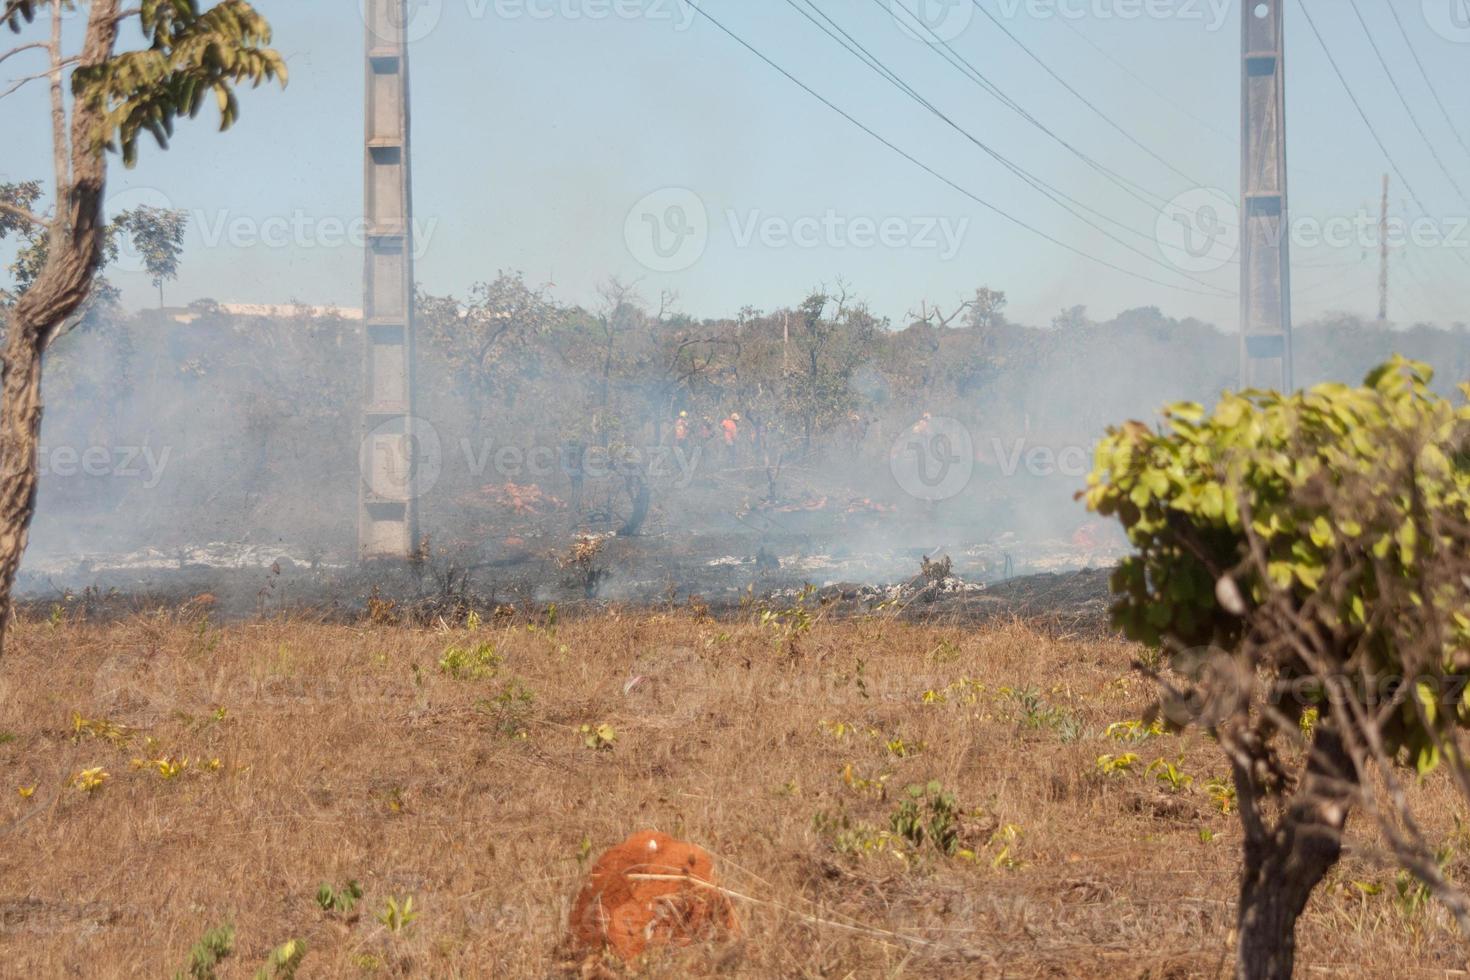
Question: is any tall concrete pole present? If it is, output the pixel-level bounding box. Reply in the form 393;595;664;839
359;0;420;558
1378;173;1390;326
1239;0;1293;391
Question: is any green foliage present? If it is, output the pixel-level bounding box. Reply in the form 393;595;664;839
253;939;306;980
114;204;188;295
2;178;186;305
315;879;362;916
175;922;234;980
579;722;616;751
70;1;287;165
889;780;964;856
377;895;417;934
437;642;501;680
1084;357;1470;768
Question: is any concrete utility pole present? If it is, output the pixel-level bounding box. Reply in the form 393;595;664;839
1239;0;1293;391
1378;173;1390;326
359;0;420;558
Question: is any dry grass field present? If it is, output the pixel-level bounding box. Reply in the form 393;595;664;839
0;600;1466;978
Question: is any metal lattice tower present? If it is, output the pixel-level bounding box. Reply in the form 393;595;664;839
1239;0;1293;391
359;0;419;558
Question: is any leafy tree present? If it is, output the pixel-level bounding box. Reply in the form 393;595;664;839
1051;304;1090;331
0;0;284;655
965;285;1007;331
115;205;187;306
1083;357;1470;979
2;182;186;310
419;271;563;425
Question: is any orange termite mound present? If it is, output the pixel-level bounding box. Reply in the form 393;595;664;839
569;830;739;960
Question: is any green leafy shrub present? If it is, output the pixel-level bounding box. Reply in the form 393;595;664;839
1083;356;1470;979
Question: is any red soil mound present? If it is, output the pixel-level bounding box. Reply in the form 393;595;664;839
569;830;738;960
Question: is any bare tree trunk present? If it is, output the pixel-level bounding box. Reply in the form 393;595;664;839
0;331;43;652
1235;727;1355;980
0;0;120;657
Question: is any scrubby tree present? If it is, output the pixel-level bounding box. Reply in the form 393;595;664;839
965;285;1007;331
0;0;285;655
419;271;563;425
1084;357;1470;979
115;204;187;306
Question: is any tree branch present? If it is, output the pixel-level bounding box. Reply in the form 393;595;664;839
0;53;73;99
0;199;46;229
0;38;43;68
48;0;68;208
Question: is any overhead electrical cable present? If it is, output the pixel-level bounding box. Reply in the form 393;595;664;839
1346;0;1470;210
870;0;1173;211
780;0;1231;291
679;0;1234;298
961;0;1209;187
1380;0;1470;166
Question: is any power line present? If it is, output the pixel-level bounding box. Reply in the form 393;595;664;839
785;0;1231;290
1299;0;1470;276
793;0;1212;280
1380;0;1470;167
1052;14;1234;147
960;0;1209;188
1296;0;1431;216
679;0;1232;298
874;0;1172;211
1346;0;1470;210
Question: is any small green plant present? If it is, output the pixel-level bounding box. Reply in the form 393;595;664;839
1105;719;1165;742
175;922;235;980
378;895;417;934
316;879;363;916
71;712;130;747
890;781;964;856
477;680;536;738
988;823;1023;869
1096;753;1140;776
1010;688;1083;742
253;939;307;980
438;641;502;680
1205;777;1237;814
1148;757;1194;793
579;723;617;751
72;767;109;792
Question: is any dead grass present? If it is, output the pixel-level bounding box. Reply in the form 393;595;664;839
0;605;1465;978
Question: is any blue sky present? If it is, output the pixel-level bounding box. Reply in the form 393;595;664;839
3;0;1469;328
